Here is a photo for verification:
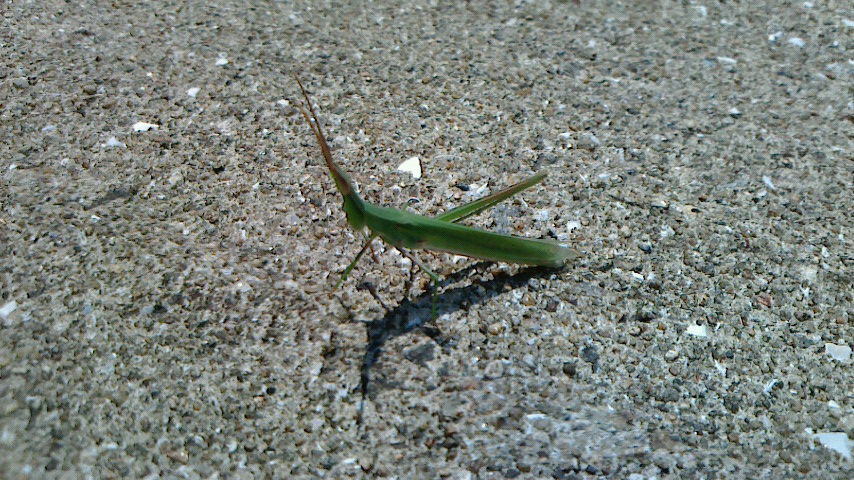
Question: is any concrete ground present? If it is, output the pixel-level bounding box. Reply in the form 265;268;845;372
1;1;852;478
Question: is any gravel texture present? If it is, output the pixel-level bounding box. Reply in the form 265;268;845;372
2;1;852;478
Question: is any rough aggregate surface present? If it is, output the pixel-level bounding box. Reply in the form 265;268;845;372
1;1;852;478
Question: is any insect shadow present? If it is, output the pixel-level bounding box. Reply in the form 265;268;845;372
354;262;562;426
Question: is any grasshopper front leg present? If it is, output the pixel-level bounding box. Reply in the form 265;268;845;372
337;233;379;288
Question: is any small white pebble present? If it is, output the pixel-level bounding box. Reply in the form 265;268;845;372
648;198;668;209
132;121;158;132
186;87;200;97
686;324;708;337
825;343;852;363
763;379;778;394
799;265;817;284
466;183;489;198
167;169;183;186
103;137;126;148
768;31;784;42
42;124;57;133
762;175;776;190
844;19;854;28
566;220;581;232
215;56;228;66
0;300;17;321
397;157;422;179
716;56;737;65
813;432;852;461
714;359;727;377
578;132;601;149
788;37;806;47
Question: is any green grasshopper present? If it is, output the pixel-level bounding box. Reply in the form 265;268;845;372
295;76;578;317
